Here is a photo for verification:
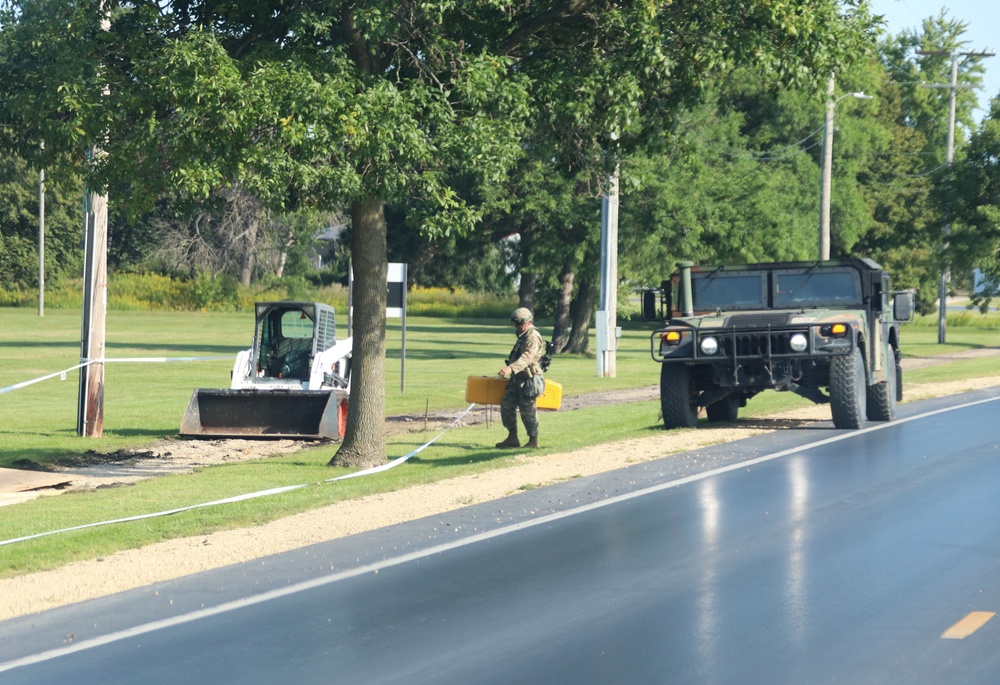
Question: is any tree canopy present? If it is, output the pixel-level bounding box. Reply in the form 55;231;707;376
1;0;883;465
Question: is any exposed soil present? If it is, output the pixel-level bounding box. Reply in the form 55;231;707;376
1;348;999;621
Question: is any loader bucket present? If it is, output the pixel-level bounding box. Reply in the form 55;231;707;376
179;388;348;440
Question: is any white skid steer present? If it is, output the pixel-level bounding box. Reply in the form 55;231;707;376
180;302;352;439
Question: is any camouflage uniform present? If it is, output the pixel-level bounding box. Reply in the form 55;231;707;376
501;322;545;440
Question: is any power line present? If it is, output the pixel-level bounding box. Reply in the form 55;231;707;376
685;123;826;161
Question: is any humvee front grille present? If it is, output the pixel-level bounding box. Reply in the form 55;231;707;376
722;330;795;357
723;312;792;328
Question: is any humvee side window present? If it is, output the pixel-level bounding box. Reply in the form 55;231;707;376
774;269;862;307
692;272;767;310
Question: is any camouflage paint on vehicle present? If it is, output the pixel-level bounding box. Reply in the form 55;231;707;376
643;259;914;430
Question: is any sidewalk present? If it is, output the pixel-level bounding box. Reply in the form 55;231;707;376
0;469;72;506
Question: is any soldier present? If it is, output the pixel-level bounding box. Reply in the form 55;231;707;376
496;307;545;449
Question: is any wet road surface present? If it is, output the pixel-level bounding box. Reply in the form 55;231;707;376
2;389;1000;684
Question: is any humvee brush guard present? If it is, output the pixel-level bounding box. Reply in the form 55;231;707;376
642;259;914;430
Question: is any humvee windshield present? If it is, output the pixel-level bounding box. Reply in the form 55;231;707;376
691;272;767;310
774;269;862;308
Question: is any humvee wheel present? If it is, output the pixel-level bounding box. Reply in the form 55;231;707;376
660;363;699;429
866;344;897;421
706;394;739;423
830;346;867;429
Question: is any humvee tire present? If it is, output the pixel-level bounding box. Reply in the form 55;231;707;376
660;363;698;429
706;394;739;423
866;344;898;421
830;346;867;429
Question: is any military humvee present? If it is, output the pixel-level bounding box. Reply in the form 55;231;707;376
642;259;914;430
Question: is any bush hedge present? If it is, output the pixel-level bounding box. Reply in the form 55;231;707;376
1;272;520;318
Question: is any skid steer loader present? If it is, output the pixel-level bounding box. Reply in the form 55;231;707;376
180;302;352;440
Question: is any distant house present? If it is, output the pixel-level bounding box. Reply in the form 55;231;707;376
312;223;346;270
974;268;984;293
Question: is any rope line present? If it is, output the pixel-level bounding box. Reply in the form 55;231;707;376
0;356;233;396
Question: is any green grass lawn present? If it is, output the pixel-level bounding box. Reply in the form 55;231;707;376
0;306;661;464
1;305;998;578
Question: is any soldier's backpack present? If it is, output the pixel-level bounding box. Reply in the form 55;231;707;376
540;341;555;372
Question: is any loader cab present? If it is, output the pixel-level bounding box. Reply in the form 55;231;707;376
254;302;336;381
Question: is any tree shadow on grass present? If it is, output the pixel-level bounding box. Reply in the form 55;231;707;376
406;445;520;469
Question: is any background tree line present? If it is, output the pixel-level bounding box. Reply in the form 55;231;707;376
3;10;996;323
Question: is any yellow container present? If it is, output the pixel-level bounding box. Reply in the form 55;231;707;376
537;379;563;411
465;376;508;405
464;375;562;410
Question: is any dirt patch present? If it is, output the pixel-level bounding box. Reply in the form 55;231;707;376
32;439;312;493
1;354;999;620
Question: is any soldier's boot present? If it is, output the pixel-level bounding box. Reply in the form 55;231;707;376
495;431;520;448
525;435;539;449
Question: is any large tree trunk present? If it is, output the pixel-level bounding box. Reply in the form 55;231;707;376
330;198;387;468
229;187;262;287
518;270;536;312
567;274;597;354
551;267;574;353
237;217;256;287
516;226;537;312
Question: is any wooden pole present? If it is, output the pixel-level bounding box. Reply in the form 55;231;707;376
77;5;110;437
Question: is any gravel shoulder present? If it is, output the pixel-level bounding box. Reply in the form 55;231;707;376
1;349;999;621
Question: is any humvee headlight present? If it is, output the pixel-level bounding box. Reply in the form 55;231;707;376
790;333;808;352
700;336;719;356
662;331;682;346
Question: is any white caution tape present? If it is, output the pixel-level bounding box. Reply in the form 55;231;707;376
0;403;477;547
0;356;232;396
98;356;234;364
0;363;89;395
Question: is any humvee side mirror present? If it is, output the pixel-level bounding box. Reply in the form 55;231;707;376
893;291;915;322
641;289;659;320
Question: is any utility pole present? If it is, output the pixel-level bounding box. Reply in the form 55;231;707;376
597;168;619;378
78;4;111;437
818;75;872;261
919;48;995;344
79;173;109;437
38;146;45;318
819;75;835;261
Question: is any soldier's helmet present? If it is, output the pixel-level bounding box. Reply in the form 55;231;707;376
510;307;533;324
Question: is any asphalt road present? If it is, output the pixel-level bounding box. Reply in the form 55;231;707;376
2;388;1000;684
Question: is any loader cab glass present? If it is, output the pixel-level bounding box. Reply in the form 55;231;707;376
256;304;317;380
